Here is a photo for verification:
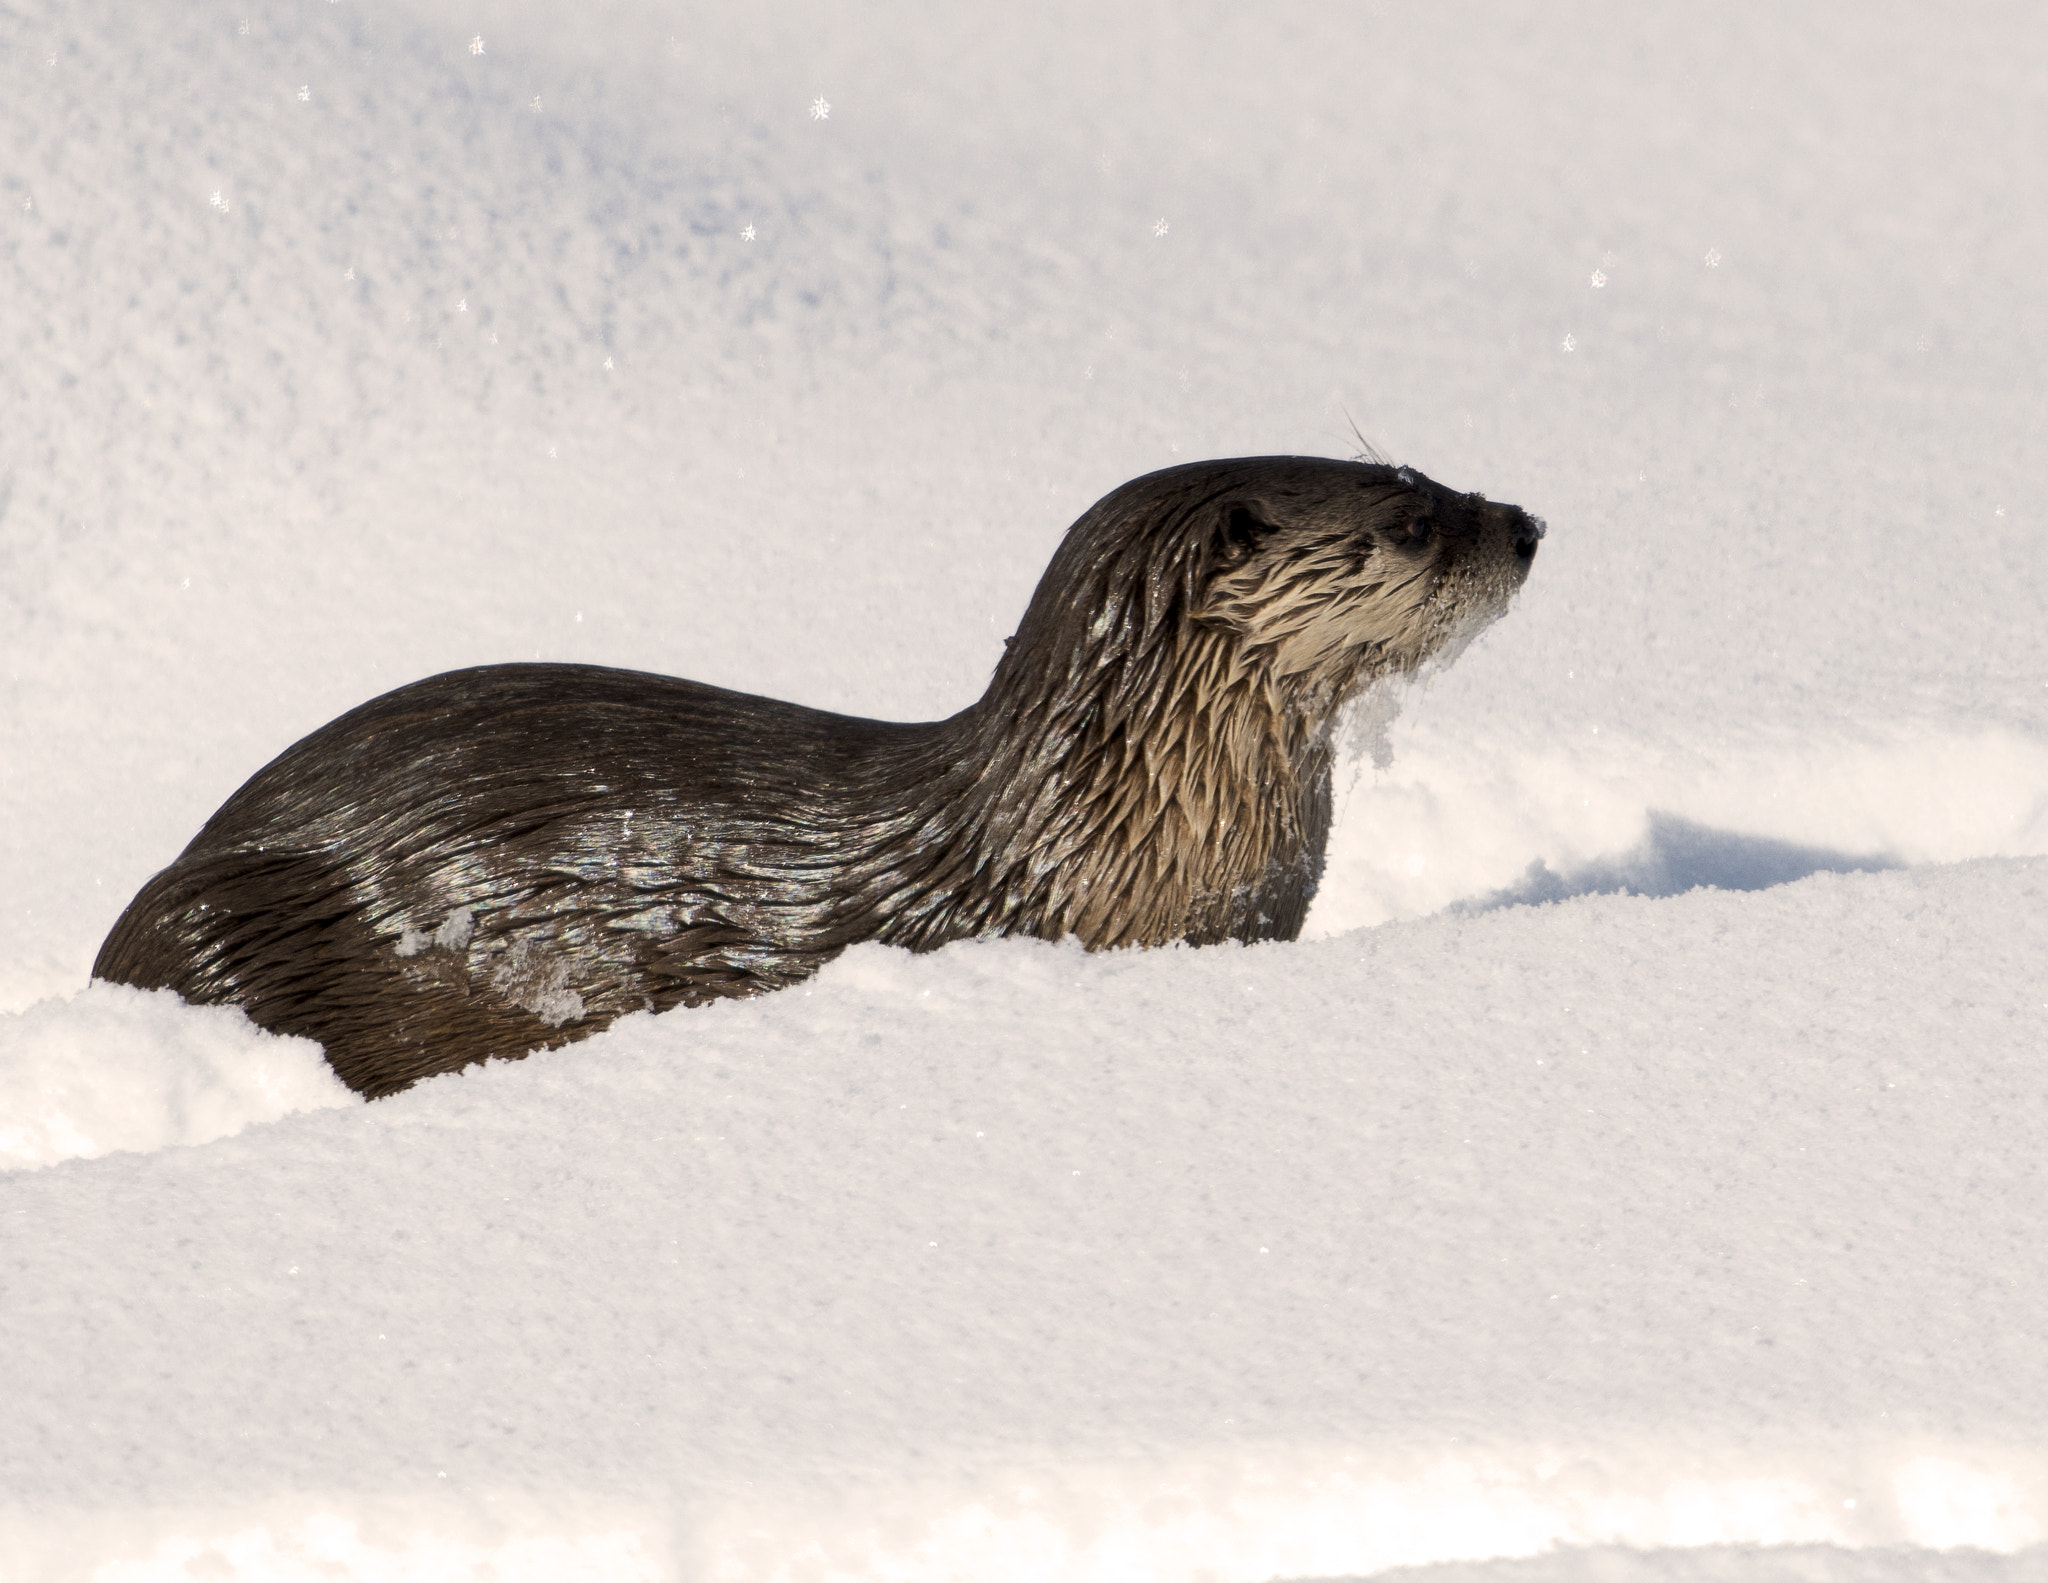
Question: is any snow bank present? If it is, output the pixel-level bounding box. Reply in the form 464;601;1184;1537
1374;1542;2032;1583
12;1468;2042;1582
4;862;2045;1579
1314;712;2048;934
0;983;354;1171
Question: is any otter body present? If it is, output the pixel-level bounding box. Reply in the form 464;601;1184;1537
96;457;1543;1096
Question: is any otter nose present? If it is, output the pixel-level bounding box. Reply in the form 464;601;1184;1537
1482;501;1544;567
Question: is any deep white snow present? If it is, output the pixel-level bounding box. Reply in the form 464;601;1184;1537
3;0;2046;1577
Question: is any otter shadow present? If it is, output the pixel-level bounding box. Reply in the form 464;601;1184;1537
1457;812;1900;912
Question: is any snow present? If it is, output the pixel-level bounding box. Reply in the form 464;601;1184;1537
0;983;350;1171
3;0;2046;1576
7;872;2048;1578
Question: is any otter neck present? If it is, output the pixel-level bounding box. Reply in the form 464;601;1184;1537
860;626;1341;951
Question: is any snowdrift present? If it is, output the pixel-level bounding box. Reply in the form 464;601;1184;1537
3;0;2045;1576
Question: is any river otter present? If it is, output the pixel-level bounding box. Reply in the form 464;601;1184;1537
95;456;1543;1097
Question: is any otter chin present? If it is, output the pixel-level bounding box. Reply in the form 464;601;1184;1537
95;456;1544;1097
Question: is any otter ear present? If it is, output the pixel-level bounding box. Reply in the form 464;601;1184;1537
1215;500;1283;561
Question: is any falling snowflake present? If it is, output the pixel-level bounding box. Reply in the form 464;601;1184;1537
1704;247;1722;268
810;96;830;120
1152;217;1169;237
456;297;467;312
238;19;249;35
603;356;614;370
344;266;354;280
298;84;310;101
209;189;228;213
469;35;485;55
741;224;756;241
530;95;543;112
1589;269;1606;288
1561;333;1576;352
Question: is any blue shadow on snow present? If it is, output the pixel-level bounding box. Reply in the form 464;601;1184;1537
1457;812;1901;912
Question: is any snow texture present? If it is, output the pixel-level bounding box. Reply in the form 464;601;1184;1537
2;0;2046;1576
0;984;351;1171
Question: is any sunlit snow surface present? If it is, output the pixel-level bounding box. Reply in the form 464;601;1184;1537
3;0;2046;1577
0;984;350;1170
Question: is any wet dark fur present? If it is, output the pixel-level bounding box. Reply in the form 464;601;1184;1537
96;457;1543;1097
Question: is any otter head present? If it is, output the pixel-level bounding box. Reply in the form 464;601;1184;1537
1189;458;1544;707
937;455;1544;949
994;454;1542;745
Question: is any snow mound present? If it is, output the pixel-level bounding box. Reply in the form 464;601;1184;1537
1368;1539;2040;1582
0;982;356;1171
1313;708;2048;936
4;864;2046;1578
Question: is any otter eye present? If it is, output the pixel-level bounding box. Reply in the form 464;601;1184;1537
1219;503;1279;558
1405;515;1433;544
